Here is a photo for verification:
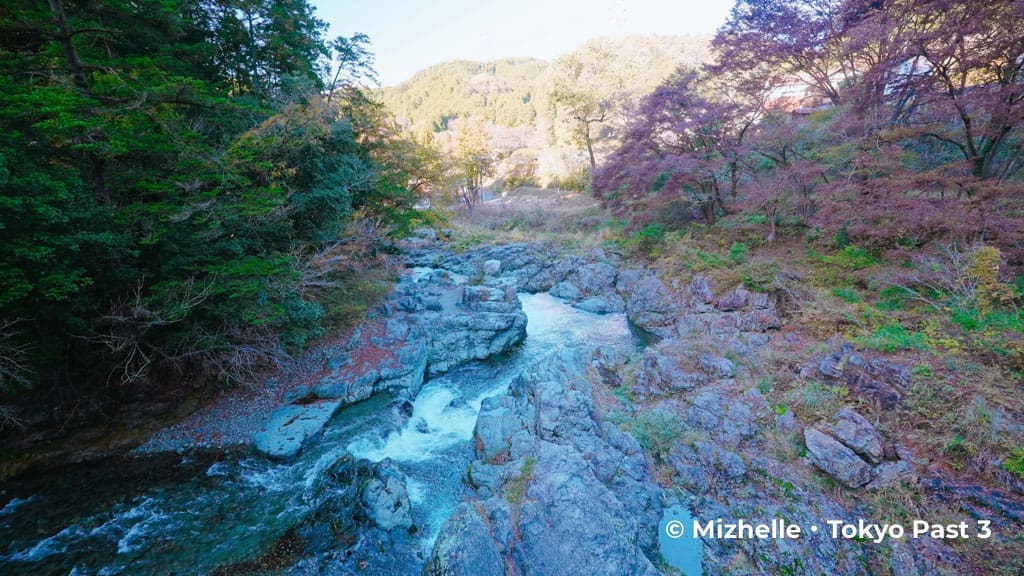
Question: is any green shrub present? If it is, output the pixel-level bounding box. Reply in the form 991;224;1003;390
741;260;780;292
831;287;861;303
943;434;974;460
832;226;850;249
695;249;725;269
911;364;933;380
861;323;929;352
728;242;750;264
874;286;908;312
1004;450;1024;478
622;409;684;461
822;245;879;271
785;380;845;420
629;224;666;257
951;307;1024;334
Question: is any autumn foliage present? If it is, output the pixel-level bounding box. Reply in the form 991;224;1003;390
595;0;1024;262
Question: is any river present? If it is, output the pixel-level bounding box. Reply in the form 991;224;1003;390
0;293;647;575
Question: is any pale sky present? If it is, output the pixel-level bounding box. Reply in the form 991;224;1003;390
312;0;736;86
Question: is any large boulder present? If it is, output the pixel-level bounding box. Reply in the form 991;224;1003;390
253;399;343;459
633;347;702;398
425;503;506;576
474;394;530;461
426;310;527;374
550;280;582;301
816;347;909;410
512;442;661;576
829;408;885;465
687;274;715;307
482;259;501;276
804;427;874;488
361;458;414;531
698;353;737;378
574;262;618;294
625;276;680;337
573;294;626;314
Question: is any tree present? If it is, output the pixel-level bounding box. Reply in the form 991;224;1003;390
714;0;857;106
0;1;419;422
205;0;329;99
453;120;494;211
881;0;1024;181
740;111;832;241
594;70;743;225
326;32;376;103
548;50;626;174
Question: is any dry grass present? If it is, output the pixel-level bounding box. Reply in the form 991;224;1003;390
449;187;620;251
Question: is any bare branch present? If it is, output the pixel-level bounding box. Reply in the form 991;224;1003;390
0;318;32;390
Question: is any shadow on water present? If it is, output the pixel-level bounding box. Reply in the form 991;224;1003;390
0;291;650;575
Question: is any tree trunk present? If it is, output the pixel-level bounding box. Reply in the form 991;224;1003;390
92;156;108;205
702;200;716;226
47;0;89;91
584;121;596;173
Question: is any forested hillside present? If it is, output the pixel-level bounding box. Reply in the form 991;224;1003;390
0;1;425;429
378;35;713;187
380;58;549;132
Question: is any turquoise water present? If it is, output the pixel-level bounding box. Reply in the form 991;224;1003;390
658;503;705;576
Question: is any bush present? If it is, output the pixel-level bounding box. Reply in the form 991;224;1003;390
741;260;781;292
622;409;683;461
627;224;667;258
968;246;1017;314
728;242;749;264
1004;450;1024;478
822;245;879;271
861;323;929;352
911;364;933;379
831;287;861;303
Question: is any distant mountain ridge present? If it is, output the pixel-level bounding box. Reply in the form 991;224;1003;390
378;58;548;132
378;35;714;136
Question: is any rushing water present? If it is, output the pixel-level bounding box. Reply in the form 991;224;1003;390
0;292;648;575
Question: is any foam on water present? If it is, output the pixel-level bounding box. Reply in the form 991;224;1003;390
300;444;351;490
347;383;489;463
0;496;33;517
117;505;171;555
9;524;81;561
206;461;230;477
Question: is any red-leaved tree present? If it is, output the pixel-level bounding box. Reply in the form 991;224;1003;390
593;70;748;225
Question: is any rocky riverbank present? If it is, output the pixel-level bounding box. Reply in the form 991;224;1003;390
397;240;1020;575
10;238;1019;575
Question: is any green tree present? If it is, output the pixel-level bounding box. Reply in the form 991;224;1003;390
453;120;495;210
548;51;622;173
0;0;415;422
